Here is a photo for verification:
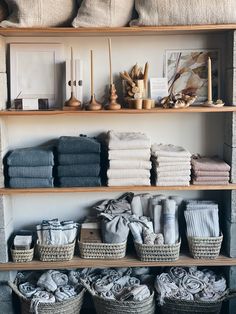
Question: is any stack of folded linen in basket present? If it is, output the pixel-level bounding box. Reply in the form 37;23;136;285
151;144;191;186
57;135;101;187
7;146;54;188
106;131;151;186
191;156;230;185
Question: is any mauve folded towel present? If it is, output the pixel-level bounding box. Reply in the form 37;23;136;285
9;178;53;188
192;157;230;172
59;177;101;187
108;130;150;150
107;169;150;179
151;144;191;158
58;153;100;165
193;176;230;182
58;136;100;154
193;170;230;177
192;180;229;185
57;164;100;177
8;166;53;178
7;147;54;166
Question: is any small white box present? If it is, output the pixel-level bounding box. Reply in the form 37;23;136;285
22;98;38;110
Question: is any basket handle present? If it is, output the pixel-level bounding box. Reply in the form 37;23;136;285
224;289;236;301
8;281;28;301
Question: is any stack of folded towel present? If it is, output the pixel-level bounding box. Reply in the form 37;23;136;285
6;146;54;188
106;131;151;186
57;135;101;187
151;144;191;186
191;156;230;185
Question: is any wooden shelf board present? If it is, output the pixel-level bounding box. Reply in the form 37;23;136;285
0;25;235;37
0;184;236;195
1;254;235;271
1;106;236;116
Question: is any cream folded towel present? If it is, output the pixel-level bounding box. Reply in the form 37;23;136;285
107;169;150;179
108;130;150;150
108;178;150;186
151;144;191;158
109;149;151;160
156;156;191;163
153;164;191;172
109;160;151;169
156;176;191;182
155;170;191;178
155;181;190;186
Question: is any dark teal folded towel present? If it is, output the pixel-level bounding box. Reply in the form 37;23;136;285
57;164;100;177
7;147;54;166
58;136;100;154
59;177;101;187
9;178;54;188
8;166;53;178
58;153;100;165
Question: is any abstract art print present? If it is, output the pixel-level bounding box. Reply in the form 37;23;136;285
166;50;220;104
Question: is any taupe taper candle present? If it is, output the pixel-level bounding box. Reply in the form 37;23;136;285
208;57;212;102
108;38;113;85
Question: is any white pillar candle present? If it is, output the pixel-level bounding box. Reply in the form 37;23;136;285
208;56;212;102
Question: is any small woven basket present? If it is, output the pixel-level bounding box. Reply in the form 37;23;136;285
11;246;34;263
92;291;155;314
188;234;223;259
134;241;181;262
8;281;85;314
78;241;127;259
36;240;75;262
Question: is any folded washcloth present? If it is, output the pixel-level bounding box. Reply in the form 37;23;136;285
57;164;100;177
192;157;230;172
193;176;230;182
7;146;54;166
107;169;150;179
109;160;151;169
58;177;101;187
8;166;53;178
58;136;100;154
192;180;229;185
109;149;150;160
193;170;230;177
108;130;150;150
108;178;150;186
58;153;100;165
9;177;53;188
151;144;191;158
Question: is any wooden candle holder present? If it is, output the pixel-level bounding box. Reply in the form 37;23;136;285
86;94;102;111
106;84;121;110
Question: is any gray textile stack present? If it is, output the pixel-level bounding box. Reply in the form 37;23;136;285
106;131;151;186
151;144;191;186
57;136;101;187
7;146;54;188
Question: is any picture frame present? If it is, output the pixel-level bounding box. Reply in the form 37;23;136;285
165;49;220;104
10;43;64;109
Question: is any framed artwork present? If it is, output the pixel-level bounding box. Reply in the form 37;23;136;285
10;43;64;109
165;49;220;104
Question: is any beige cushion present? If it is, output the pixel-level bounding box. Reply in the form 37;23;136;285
130;0;236;26
0;0;77;27
73;0;134;27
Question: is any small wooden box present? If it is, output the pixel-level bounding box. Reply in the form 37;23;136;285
80;222;102;243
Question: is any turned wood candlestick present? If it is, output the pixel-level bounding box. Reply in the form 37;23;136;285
87;94;102;111
106;83;121;110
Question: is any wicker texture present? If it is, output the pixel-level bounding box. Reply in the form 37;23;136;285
134;241;181;261
188;235;223;259
36;240;75;262
78;241;127;259
93;292;155;314
9;281;85;314
11;247;34;263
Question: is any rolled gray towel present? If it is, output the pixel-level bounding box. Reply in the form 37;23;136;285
58;136;100;153
58;153;100;165
8;166;53;178
58;177;101;187
9;178;53;188
7;147;54;166
57;164;100;177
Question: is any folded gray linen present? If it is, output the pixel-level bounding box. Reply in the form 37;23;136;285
108;130;150;150
59;177;101;187
57;164;100;177
58;153;100;165
9;178;53;188
8;166;53;178
7;147;54;166
58;136;100;154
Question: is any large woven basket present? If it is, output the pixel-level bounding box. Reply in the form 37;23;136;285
8;281;85;314
188;234;223;259
36;240;75;261
92;291;155;314
11;246;34;263
78;241;127;259
134;241;181;262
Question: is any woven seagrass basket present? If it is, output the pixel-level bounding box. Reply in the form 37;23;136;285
188;234;223;259
92;291;155;314
36;240;75;261
78;240;127;259
134;241;181;262
11;246;34;263
8;281;85;314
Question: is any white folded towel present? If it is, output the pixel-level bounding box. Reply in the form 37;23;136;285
109;149;150;160
156;156;191;163
109;160;152;169
108;178;150;186
107;169;150;179
108;130;150;150
155;170;191;178
155;176;191;182
155;181;190;186
154;164;191;172
151;144;191;158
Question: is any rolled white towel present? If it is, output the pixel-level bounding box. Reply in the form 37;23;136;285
163;199;176;245
131;195;143;217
